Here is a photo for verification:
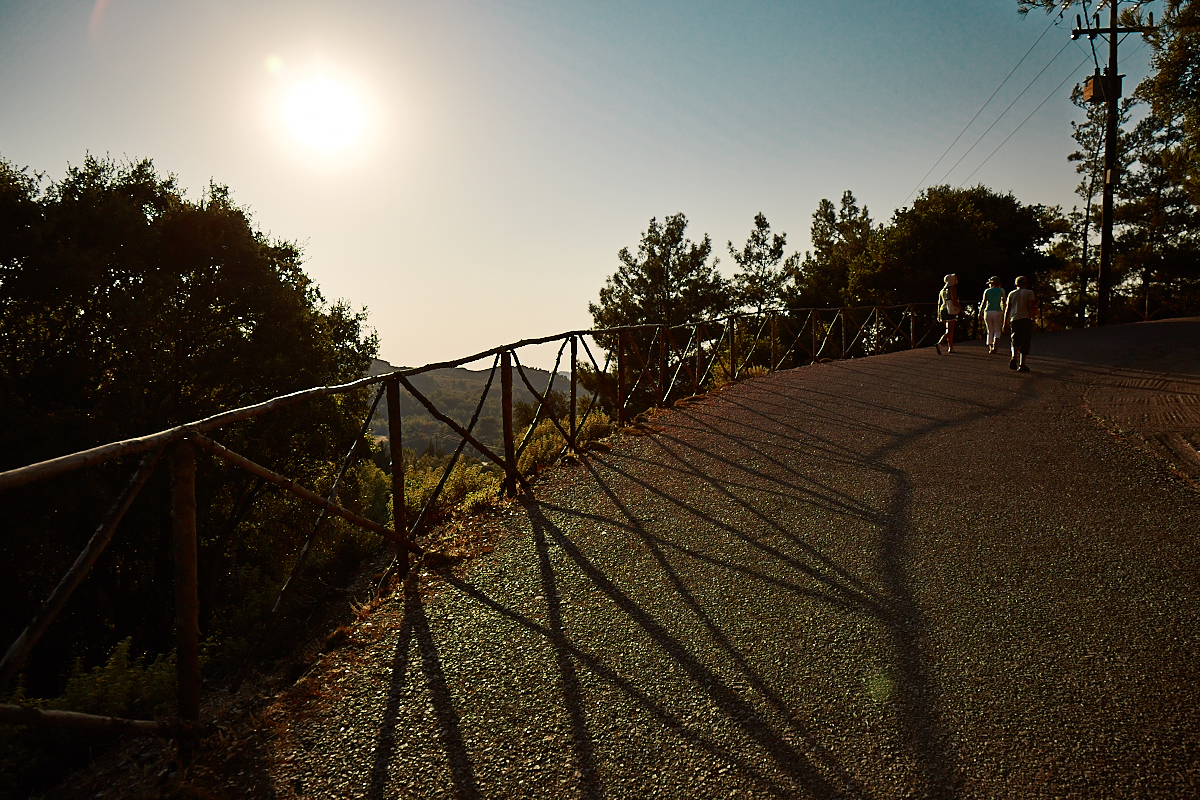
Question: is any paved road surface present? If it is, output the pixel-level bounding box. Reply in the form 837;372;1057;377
268;319;1200;799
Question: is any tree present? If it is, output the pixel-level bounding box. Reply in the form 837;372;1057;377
1122;0;1200;316
727;213;795;314
1138;0;1200;205
0;155;380;698
786;191;874;307
1024;0;1200;321
1115;107;1200;317
589;213;728;335
852;185;1064;309
1062;86;1137;326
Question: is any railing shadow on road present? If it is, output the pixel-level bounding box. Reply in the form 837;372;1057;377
0;303;944;744
563;359;1050;798
427;497;868;799
599;438;888;602
530;419;887;795
430;568;822;798
521;498;867;799
368;588;482;800
359;322;1200;798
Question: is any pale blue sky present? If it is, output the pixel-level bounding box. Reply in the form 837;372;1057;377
0;0;1156;369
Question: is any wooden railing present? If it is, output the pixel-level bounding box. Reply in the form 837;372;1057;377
0;303;942;739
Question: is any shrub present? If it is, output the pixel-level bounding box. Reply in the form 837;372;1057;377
56;638;178;720
1;638;180;800
517;419;567;475
401;458;501;530
575;408;612;445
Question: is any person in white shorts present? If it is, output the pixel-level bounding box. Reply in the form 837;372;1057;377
978;276;1006;354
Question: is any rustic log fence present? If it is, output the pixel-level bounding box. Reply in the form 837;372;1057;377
0;303;942;741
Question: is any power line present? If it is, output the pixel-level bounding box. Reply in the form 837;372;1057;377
1080;0;1103;72
935;37;1075;185
957;54;1091;186
958;38;1148;189
901;13;1062;205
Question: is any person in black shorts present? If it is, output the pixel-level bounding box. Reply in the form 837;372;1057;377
1004;275;1038;372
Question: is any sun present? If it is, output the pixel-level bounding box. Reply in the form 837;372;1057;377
283;77;366;153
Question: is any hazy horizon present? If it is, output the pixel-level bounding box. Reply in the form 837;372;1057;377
0;0;1157;370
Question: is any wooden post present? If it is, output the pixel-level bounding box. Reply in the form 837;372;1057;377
658;324;667;406
170;441;200;723
840;310;847;358
729;318;737;381
694;323;703;393
569;336;578;450
770;314;778;371
616;333;627;427
812;310;819;363
910;304;916;348
501;351;517;496
385;378;408;577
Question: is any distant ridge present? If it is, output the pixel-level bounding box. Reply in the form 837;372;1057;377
365;357;573;456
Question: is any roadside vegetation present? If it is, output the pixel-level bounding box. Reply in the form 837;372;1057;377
0;156;606;798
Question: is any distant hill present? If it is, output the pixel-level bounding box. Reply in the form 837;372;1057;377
366;358;574;457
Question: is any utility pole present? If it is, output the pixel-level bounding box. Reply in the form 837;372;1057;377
1071;1;1151;326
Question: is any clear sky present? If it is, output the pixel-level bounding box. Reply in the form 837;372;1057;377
0;0;1157;370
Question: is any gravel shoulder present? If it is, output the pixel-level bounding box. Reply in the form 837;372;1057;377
53;320;1200;799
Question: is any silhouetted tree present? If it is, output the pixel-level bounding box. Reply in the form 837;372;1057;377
0;155;379;697
1116;107;1200;317
850;185;1064;309
727;212;795;314
589;213;728;337
786;190;875;307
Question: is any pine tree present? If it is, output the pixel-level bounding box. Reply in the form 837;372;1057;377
727;213;794;314
589;213;728;335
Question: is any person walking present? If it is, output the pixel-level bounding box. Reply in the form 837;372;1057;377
936;274;962;354
1005;275;1038;372
979;276;1006;354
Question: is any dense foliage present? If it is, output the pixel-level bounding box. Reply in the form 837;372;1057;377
855;185;1066;308
594;188;1064;341
1019;0;1200;322
0;155;382;704
589;213;728;338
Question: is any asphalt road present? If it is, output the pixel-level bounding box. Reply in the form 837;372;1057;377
268;319;1200;800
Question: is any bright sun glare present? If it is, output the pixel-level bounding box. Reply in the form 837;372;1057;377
283;77;365;153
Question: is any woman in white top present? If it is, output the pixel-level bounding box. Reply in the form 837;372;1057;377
978;276;1006;354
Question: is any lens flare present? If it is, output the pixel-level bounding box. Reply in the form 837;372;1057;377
88;0;110;41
